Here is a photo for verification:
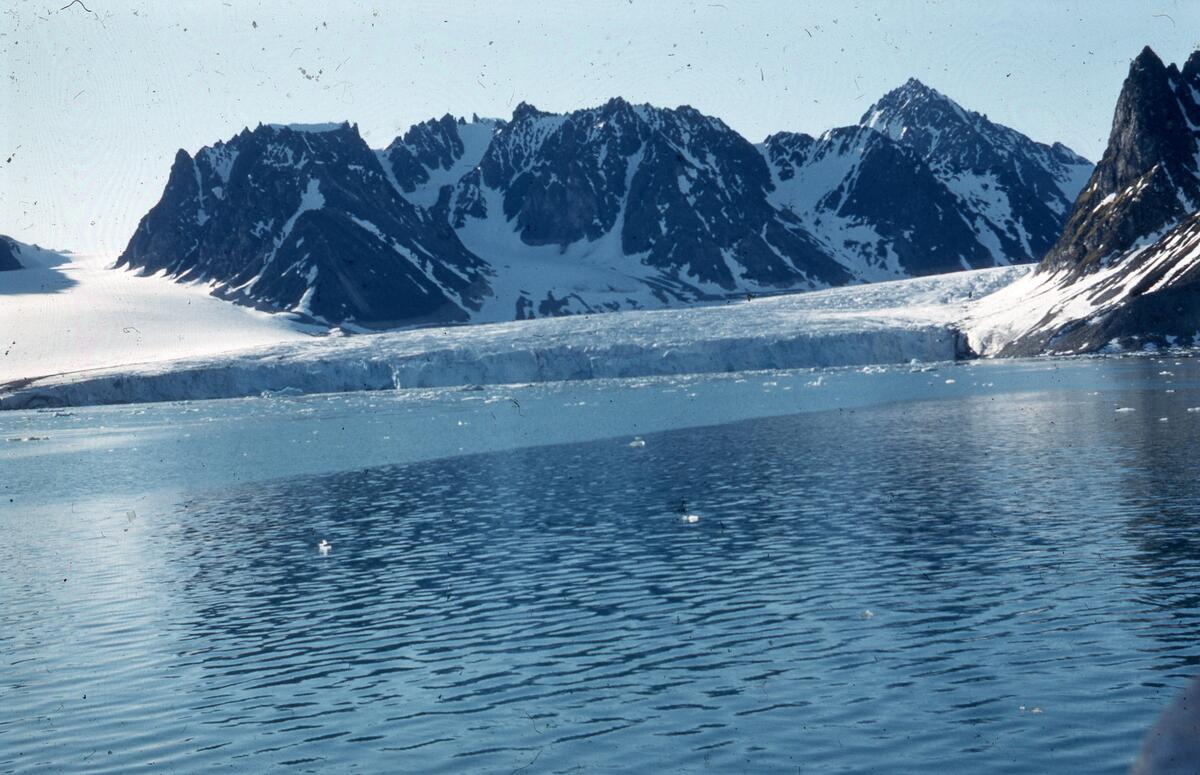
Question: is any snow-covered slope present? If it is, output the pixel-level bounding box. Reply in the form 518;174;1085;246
971;47;1200;355
0;250;316;383
0;266;1024;409
761;80;1092;281
966;211;1200;355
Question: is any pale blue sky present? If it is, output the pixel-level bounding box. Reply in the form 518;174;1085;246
3;0;1198;253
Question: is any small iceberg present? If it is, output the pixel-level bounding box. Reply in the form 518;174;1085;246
261;386;305;399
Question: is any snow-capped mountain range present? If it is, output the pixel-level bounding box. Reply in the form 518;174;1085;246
968;47;1200;355
118;81;1093;328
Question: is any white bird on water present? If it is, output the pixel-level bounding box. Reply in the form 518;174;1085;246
629;436;646;448
318;539;332;556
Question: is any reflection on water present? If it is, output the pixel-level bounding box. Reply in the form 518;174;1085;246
3;366;1200;773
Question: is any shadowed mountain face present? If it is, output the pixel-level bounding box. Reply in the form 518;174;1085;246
0;236;23;271
117;123;489;328
986;47;1200;356
118;86;1090;328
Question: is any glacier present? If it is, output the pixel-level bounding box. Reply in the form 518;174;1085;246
0;265;1025;409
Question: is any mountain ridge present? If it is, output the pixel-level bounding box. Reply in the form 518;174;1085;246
117;82;1092;328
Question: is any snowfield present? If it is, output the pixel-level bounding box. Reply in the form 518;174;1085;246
962;265;1105;356
0;256;1026;409
0;249;318;382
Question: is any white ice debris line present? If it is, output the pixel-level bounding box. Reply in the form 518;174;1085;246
0;266;1022;409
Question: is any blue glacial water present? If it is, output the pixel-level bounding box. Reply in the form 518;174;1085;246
2;356;1200;773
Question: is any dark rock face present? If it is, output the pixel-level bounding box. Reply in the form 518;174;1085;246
1042;47;1200;276
0;236;22;271
117;123;489;327
761;79;1091;280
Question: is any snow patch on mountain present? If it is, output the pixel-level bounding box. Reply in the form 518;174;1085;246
265;122;347;134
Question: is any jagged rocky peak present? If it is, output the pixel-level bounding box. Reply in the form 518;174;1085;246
863;76;1091;183
448;97;849;293
1101;47;1199;186
860;78;969;151
760;82;1093;279
759;131;816;181
1041;46;1200;275
862;77;1087;171
969;46;1200;356
382;113;504;207
118;120;490;327
862;77;1091;261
